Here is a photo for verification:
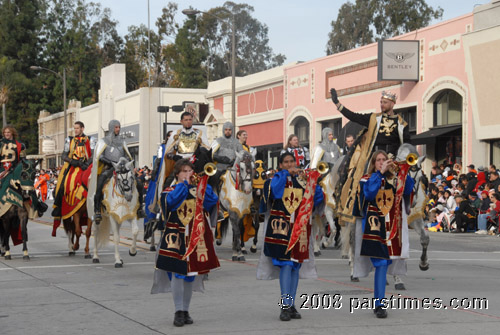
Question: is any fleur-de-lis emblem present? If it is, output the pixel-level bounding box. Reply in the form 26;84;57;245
177;199;195;226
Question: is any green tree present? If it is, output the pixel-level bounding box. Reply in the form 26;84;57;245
0;57;30;127
167;15;207;88
196;1;286;82
122;2;178;90
326;0;443;54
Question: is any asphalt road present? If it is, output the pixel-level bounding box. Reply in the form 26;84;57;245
1;203;500;335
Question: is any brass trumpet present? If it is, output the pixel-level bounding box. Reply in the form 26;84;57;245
316;161;330;175
391;153;418;173
190;163;217;185
203;162;217;176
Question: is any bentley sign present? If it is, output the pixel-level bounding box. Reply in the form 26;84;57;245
378;40;419;81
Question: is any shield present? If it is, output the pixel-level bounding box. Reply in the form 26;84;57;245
376;189;394;216
282;188;303;214
176;199;195;226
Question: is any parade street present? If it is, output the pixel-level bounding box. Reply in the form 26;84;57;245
1;203;500;335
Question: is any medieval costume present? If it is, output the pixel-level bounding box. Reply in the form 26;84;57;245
354;167;414;317
332;90;409;226
310;127;341;169
212;122;244;172
0;135;46;220
51;133;95;235
257;168;324;320
151;177;219;326
89;120;143;222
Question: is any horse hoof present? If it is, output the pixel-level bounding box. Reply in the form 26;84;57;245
241;249;248;255
232;256;238;261
238;256;246;262
350;275;359;282
5;255;11;260
129;250;137;257
23;255;30;261
314;251;321;257
115;263;123;268
92;258;100;263
321;242;328;249
395;283;406;290
419;264;429;271
216;239;222;246
84;254;92;259
149;246;156;252
250;246;257;253
69;251;76;256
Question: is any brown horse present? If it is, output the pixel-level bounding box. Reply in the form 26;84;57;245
63;205;93;258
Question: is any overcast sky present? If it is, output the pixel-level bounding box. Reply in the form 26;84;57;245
98;0;487;63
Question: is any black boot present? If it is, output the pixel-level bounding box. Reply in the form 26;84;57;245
183;311;193;324
279;308;291;321
374;306;388;318
289;306;302;319
173;311;184;327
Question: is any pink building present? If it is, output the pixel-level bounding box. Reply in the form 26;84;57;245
206;1;500;171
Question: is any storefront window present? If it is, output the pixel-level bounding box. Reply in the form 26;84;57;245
434;90;462;126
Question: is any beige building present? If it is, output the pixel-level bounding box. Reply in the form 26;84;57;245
38;64;207;169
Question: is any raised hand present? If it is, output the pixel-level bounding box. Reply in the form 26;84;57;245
330;88;339;104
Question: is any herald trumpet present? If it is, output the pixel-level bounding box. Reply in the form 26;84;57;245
203;162;217;176
406;153;418;166
316;161;330;175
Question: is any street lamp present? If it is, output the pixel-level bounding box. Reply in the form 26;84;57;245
182;8;236;129
30;66;67;140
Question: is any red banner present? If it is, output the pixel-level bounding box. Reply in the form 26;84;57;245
183;175;209;260
388;163;410;241
286;170;321;253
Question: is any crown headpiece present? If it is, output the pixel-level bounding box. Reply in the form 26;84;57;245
381;91;397;103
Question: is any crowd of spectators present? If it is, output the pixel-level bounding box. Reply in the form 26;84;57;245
426;161;500;235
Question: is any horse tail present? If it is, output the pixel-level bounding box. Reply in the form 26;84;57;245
95;216;110;249
62;219;74;235
340;220;352;258
219;217;230;240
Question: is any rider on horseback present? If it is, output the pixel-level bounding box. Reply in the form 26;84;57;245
211;122;244;193
311;127;341;170
93;120;144;223
52;121;95;233
0;126;47;218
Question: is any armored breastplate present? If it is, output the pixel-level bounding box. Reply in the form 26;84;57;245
177;132;198;154
103;144;125;164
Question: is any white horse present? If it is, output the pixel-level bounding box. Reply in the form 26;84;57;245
218;151;255;261
312;156;345;255
88;158;139;267
342;144;428;288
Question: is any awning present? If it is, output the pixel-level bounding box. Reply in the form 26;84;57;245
410;125;462;145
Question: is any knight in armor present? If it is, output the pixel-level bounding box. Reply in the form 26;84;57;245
212;122;244;172
52;121;95;234
93;120;144;223
165;112;209;161
0;126;47;217
311;127;341;170
160;111;210;189
280;134;310;169
257;152;324;322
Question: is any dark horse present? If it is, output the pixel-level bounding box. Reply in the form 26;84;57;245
62;166;93;258
0;158;41;260
145;146;213;251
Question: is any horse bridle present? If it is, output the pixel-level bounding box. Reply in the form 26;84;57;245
114;168;132;194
